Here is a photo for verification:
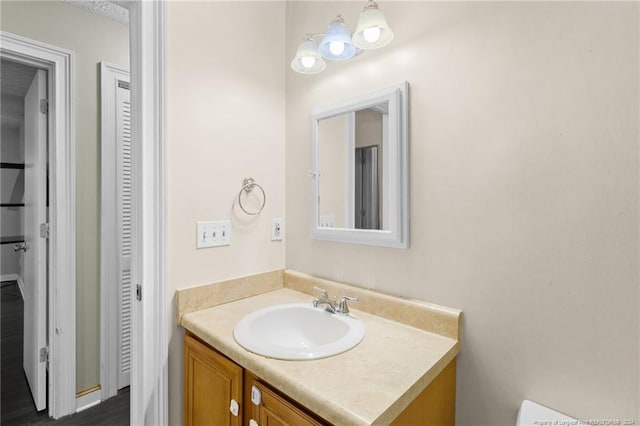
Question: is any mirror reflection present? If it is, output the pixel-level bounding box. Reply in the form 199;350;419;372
318;104;388;230
311;81;408;248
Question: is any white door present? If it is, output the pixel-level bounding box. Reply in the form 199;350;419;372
100;64;131;397
23;69;48;411
116;80;132;389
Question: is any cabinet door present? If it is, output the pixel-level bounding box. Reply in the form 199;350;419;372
184;334;243;426
253;381;326;426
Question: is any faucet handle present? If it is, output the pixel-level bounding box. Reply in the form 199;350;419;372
337;296;358;315
313;286;329;300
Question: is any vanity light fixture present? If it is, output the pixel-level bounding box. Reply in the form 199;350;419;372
290;0;393;75
318;15;358;61
353;0;394;50
290;35;326;75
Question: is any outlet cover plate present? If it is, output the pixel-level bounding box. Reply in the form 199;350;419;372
271;218;283;241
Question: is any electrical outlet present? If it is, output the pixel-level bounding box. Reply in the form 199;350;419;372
196;220;231;248
271;218;283;241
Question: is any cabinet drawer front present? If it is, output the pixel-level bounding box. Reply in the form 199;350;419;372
257;382;327;426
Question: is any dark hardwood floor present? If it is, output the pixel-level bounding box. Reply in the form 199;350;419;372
1;281;130;425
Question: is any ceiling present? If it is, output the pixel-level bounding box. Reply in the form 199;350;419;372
63;0;129;25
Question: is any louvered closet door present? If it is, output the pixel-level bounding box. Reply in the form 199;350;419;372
116;81;131;389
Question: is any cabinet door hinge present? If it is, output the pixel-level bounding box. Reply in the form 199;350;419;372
40;99;49;114
40;223;50;239
136;284;142;301
39;346;49;363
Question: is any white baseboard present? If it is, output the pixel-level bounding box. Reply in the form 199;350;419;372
76;388;101;413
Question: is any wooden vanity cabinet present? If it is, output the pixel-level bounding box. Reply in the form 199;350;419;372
185;333;326;426
184;332;456;426
184;334;244;426
244;371;326;426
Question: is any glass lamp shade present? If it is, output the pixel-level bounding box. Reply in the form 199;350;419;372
290;39;326;74
318;15;357;61
352;1;394;50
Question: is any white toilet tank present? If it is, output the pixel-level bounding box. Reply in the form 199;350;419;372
517;400;583;426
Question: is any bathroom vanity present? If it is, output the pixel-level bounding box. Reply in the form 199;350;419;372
185;333;328;426
178;270;461;426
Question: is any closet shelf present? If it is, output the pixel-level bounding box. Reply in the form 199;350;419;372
0;162;25;169
0;236;25;245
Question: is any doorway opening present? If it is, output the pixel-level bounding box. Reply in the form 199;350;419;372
1;30;76;419
1;1;167;421
0;57;49;422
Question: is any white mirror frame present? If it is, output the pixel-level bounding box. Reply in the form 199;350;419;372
311;81;409;248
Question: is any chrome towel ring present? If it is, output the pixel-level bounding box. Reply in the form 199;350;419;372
238;177;266;215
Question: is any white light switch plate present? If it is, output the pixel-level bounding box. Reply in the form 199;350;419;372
197;220;231;248
319;214;335;228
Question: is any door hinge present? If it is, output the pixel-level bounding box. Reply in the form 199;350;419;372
40;99;49;114
136;284;142;301
40;223;50;239
39;346;49;363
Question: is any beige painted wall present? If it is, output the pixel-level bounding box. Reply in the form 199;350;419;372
286;2;639;424
355;109;382;150
166;2;286;424
0;1;129;392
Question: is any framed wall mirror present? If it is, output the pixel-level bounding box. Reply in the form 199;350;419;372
311;81;409;248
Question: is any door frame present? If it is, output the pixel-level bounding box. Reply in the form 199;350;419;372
1;1;168;421
128;2;168;424
0;31;77;418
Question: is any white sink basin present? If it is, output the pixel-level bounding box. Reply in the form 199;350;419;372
233;303;365;360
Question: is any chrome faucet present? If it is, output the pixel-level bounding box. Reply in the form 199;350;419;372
312;286;358;315
312;286;336;312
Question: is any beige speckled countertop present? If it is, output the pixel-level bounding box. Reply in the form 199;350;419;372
179;270;462;426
